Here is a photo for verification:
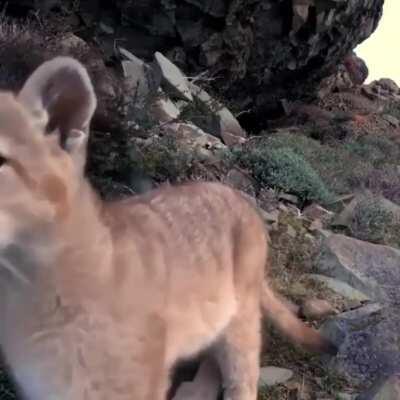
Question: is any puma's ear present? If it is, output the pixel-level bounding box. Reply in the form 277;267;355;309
17;56;97;146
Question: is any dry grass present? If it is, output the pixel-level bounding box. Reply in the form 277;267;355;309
261;211;354;399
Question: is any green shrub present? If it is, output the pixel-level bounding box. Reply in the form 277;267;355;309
129;135;195;183
343;135;398;168
246;131;400;206
235;145;334;205
384;101;400;120
349;195;400;247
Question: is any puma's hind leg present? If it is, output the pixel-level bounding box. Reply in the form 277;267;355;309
211;301;261;400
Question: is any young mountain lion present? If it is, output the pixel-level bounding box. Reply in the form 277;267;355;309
0;57;337;400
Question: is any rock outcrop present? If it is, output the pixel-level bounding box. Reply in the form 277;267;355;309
9;0;384;130
317;235;400;387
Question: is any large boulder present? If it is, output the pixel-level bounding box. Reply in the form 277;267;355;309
357;373;400;400
18;0;384;130
316;234;400;302
316;234;400;388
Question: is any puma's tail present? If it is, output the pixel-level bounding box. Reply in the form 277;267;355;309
260;282;338;355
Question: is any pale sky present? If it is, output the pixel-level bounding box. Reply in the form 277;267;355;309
355;0;400;84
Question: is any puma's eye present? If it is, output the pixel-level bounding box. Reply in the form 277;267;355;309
0;155;7;167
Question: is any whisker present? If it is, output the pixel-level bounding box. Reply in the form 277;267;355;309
0;255;31;285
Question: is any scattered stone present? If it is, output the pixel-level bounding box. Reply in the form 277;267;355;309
343;52;369;86
331;194;356;208
299;298;338;320
59;32;90;52
224;169;256;197
150;95;180;123
164;122;226;161
337;393;356;400
278;193;299;205
219;130;247;147
313;228;333;240
120;48;151;100
377;78;399;94
362;78;400;102
303;204;334;222
356;372;400;400
218;108;247;140
260;209;280;224
382;114;400;128
278;203;289;212
190;83;247;141
286;225;297;238
281;99;336;123
309;218;324;232
258;367;294;387
99;21;115;35
154;51;193;101
303;274;370;304
257;188;280;212
239;191;258;207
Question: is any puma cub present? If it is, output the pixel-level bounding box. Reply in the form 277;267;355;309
0;57;336;400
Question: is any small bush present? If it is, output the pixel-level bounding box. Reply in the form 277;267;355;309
235;145;334;205
349;195;400;247
246;131;400;206
384;101;400;120
128;135;195;183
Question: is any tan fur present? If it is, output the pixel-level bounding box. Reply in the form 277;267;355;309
0;57;336;400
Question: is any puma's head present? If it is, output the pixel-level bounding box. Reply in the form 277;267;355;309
0;56;97;248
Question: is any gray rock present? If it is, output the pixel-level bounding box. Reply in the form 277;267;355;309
362;79;400;102
303;274;370;303
258;366;293;387
338;393;357;400
150;94;181;123
317;234;400;387
319;303;396;385
154;52;193;101
22;0;386;129
184;0;227;18
164;122;226;161
356;372;400;400
120;48;151;101
302;203;334;222
189;83;247;141
224;169;256;197
320;303;383;347
382;114;400;128
278;193;299;205
315;234;400;301
286;225;297;238
260;209;280;224
377;78;399;94
219;131;247;147
299;298;338;320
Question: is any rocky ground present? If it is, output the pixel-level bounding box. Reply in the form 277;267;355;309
0;1;400;399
